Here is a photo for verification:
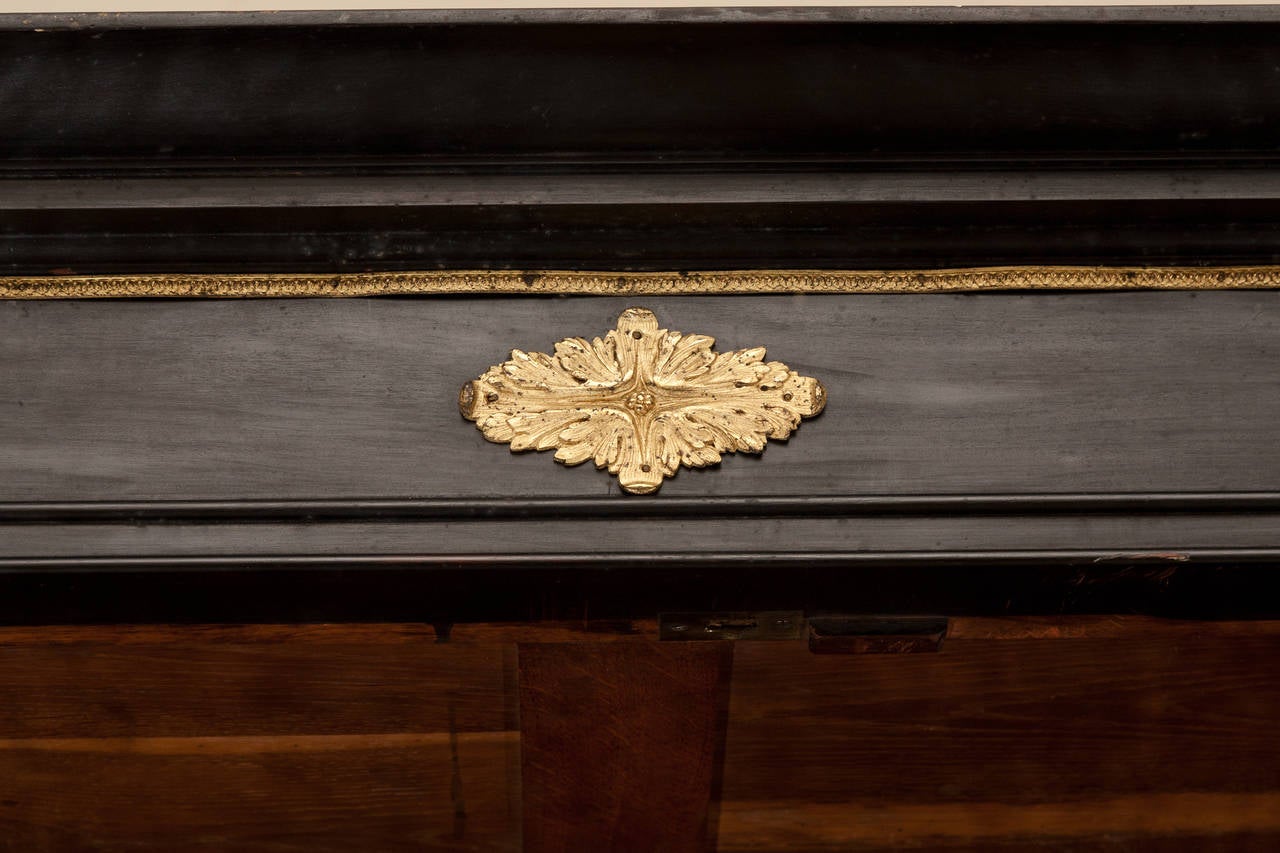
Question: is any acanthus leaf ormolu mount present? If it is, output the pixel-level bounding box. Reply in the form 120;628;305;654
459;307;827;494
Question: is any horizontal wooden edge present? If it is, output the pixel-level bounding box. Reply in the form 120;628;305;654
716;792;1280;849
0;617;1277;646
4;266;1280;299
0;621;657;645
5;493;1279;523
11;8;1280;30
0;731;518;755
3;549;1277;572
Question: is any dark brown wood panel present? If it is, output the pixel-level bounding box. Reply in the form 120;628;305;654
0;733;519;853
0;636;514;739
4;619;1278;850
519;641;733;853
718;624;1280;851
946;615;1280;640
0;624;521;851
718;800;1280;853
0;621;659;646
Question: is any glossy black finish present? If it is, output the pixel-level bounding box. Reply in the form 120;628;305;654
6;294;1278;503
3;12;1280;272
8;198;1280;274
4;19;1279;164
5;493;1280;523
2;562;1277;626
4;10;1279;623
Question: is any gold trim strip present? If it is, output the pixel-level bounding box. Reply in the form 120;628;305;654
3;266;1280;299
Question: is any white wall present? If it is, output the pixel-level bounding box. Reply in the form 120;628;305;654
0;1;1271;12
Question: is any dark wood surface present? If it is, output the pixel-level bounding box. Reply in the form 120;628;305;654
0;624;522;852
5;513;1280;556
4;11;1280;273
1;617;1276;852
4;293;1278;502
11;6;1280;25
5;17;1277;166
2;292;1277;579
3;11;1278;851
8;561;1280;627
10;196;1280;274
3;9;1279;620
719;627;1280;851
519;642;733;853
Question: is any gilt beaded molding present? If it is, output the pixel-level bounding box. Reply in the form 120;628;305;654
3;266;1280;299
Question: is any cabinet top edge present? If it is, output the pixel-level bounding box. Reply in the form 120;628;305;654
7;7;1280;30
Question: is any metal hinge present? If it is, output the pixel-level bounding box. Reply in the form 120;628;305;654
807;616;948;654
659;611;804;642
659;611;948;653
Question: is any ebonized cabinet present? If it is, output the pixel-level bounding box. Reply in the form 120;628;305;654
2;8;1278;851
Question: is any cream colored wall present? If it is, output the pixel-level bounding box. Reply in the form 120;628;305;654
0;0;1271;12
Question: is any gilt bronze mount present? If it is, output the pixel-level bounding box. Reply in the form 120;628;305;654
459;308;826;494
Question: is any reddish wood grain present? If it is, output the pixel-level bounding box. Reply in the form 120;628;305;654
947;615;1280;641
0;616;1271;648
719;632;1280;850
0;626;522;851
0;620;661;647
0;623;440;646
4;618;1278;851
0;639;516;739
719;793;1280;851
519;641;734;853
0;732;519;852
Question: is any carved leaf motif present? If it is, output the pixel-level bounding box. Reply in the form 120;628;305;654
460;308;826;494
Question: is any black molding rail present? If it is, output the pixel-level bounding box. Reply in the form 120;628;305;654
4;10;1280;272
3;493;1280;523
